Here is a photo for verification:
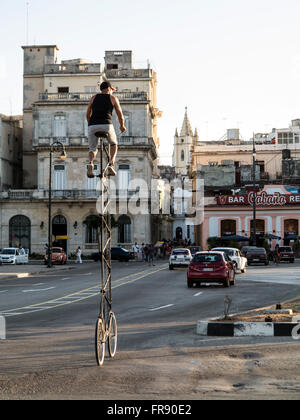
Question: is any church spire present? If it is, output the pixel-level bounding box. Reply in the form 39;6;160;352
180;107;193;137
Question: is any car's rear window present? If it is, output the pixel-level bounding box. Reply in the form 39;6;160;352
279;247;292;252
193;254;222;263
214;249;234;256
248;248;266;254
173;250;189;255
52;248;63;253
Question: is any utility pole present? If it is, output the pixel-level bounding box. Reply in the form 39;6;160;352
252;133;257;247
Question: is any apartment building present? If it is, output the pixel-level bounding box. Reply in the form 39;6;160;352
0;46;162;254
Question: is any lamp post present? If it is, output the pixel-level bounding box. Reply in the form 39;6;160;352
47;141;67;268
252;134;257;247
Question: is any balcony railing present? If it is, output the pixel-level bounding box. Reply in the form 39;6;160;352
38;91;149;102
106;69;152;79
44;63;103;74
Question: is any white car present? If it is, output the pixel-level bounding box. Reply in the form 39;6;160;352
212;247;247;273
0;248;29;265
169;248;192;270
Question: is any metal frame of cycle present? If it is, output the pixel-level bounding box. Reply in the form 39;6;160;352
94;132;118;366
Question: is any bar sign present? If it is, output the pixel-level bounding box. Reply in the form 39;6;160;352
0;316;6;340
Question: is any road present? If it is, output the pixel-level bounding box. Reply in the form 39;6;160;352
0;259;300;400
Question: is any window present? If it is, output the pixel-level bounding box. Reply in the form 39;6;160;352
53;165;66;190
122;114;131;135
57;87;69;93
181;150;185;161
84;215;100;244
9;215;31;251
86;164;99;190
221;220;236;237
85;86;97;93
54;115;67;138
250;219;265;235
107;64;118;70
118;164;130;191
118;215;131;243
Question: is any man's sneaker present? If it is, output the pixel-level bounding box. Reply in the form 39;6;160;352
107;164;117;177
87;163;95;178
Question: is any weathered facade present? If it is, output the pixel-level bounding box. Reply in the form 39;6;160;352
0;114;23;191
0;47;162;255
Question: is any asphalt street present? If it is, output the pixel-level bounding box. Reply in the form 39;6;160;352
0;259;300;399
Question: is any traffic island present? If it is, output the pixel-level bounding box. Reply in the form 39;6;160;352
197;297;300;337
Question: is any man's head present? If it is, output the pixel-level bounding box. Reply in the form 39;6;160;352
100;81;115;92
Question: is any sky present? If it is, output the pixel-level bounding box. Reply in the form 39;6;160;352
1;0;300;164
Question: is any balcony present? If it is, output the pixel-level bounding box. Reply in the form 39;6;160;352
38;91;149;103
44;63;103;74
118;136;154;146
105;69;152;79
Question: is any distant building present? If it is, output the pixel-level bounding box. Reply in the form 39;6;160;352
0;114;23;191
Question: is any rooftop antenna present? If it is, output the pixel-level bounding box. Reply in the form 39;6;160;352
26;1;29;45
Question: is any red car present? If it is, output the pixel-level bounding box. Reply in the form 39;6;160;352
187;252;235;288
44;247;67;265
278;246;295;263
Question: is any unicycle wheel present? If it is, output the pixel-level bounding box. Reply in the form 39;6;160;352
95;317;106;366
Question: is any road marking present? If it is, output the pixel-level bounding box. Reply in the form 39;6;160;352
150;304;174;312
61;278;71;281
22;287;56;293
1;265;168;317
194;292;203;297
0;290;8;294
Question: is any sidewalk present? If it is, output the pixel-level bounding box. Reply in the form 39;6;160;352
0;261;93;281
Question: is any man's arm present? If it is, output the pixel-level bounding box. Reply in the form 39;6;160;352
111;95;126;132
86;95;96;123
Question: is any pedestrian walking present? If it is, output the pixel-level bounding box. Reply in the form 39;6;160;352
76;246;82;264
275;244;280;265
148;245;155;266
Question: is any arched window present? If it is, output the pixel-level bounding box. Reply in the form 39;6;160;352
181;150;185;161
84;215;100;244
221;220;236;237
9;215;31;251
284;219;299;236
118;215;132;243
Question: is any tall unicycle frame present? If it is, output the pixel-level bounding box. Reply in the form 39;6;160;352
94;133;118;367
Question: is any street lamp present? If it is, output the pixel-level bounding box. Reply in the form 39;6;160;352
252;134;257;247
47;141;67;268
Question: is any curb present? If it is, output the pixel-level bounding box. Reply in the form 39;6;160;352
197;321;300;337
0;266;75;281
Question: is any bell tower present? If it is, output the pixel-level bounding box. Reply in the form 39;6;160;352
172;107;198;175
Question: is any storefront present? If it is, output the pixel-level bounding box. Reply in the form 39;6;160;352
202;185;300;250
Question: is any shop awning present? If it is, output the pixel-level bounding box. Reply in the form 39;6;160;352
285;235;300;241
267;234;282;240
220;235;251;242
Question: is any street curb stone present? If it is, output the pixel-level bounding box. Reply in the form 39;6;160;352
197;321;300;337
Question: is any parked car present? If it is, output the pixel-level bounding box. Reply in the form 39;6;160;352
92;247;135;262
241;246;258;257
187;251;235;288
169;248;192;270
44;247;67;265
0;248;29;265
188;246;202;256
278;246;295;263
212;247;247;273
246;247;269;265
